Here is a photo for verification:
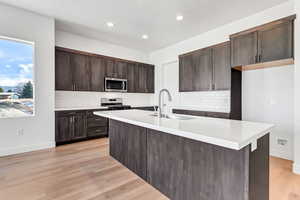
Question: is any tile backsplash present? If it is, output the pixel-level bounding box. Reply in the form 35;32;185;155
169;91;231;113
55;90;230;113
55;91;154;108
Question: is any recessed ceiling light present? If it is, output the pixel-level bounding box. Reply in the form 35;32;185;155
106;22;114;27
176;15;184;21
142;34;149;40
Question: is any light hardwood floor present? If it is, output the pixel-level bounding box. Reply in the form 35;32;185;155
0;138;299;200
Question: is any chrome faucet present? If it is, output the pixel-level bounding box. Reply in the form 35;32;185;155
158;89;172;118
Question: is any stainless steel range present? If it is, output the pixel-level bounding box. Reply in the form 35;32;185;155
101;98;131;110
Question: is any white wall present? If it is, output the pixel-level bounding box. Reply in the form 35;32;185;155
243;66;294;160
0;4;55;156
150;1;295;160
293;0;300;173
55;31;154;108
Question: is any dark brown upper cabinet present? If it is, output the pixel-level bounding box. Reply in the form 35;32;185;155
115;61;128;79
105;59;116;78
179;54;194;92
231;32;258;67
55;47;154;93
212;42;231;90
137;64;148;93
89;56;106;92
258;21;293;63
71;53;90;91
55;50;73;91
146;64;155;93
192;48;213;91
105;60;128;79
136;64;155;93
179;42;231;92
127;63;138;93
230;15;295;68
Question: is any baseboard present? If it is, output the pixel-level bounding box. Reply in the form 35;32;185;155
0;142;56;157
270;148;293;161
293;163;300;175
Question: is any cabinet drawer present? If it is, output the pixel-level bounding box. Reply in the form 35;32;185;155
87;117;107;128
206;112;230;119
173;109;206;117
87;127;107;137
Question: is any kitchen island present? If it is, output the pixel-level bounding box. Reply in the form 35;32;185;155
94;109;274;200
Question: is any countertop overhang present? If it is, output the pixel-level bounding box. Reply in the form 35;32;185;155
94;109;274;151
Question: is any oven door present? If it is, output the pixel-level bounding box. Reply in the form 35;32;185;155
105;78;127;92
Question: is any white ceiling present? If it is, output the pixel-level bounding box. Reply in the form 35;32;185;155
0;0;288;52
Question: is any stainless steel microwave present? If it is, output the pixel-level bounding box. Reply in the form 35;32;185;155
105;78;127;92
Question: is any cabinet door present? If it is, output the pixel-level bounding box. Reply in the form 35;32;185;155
231;32;258;67
192;48;213;91
90;56;105;92
71;54;90;91
73;112;87;140
206;111;230;119
258;21;293;63
137;64;147;93
115;61;128;79
105;59;116;78
146;64;155;93
212;42;231;90
55;112;73;143
55;50;73;91
127;63;137;93
179;54;194;92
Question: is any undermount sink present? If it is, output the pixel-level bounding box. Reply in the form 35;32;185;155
149;113;194;120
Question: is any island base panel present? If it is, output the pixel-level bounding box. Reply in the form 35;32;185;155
108;119;269;200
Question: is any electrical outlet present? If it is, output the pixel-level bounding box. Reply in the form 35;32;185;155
18;129;24;136
277;138;288;146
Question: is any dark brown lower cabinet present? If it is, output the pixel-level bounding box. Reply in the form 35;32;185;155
109;119;269;200
86;110;108;138
109;120;147;180
172;109;230;119
55;112;74;142
73;112;87;140
55;110;108;144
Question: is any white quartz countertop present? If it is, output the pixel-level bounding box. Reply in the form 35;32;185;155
55;106;108;111
94;109;274;150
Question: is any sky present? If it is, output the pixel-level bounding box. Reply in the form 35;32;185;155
0;38;33;87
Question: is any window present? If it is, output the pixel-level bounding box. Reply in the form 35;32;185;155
0;37;34;118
